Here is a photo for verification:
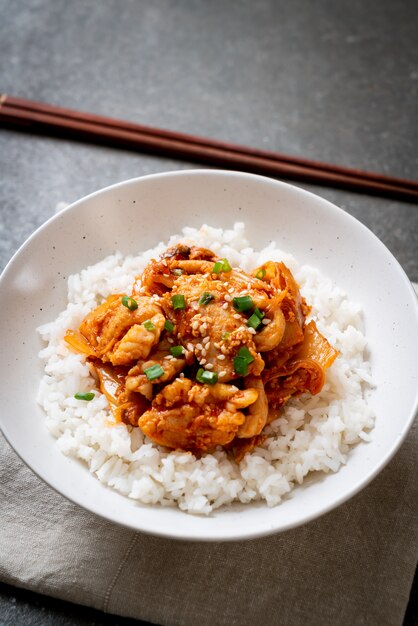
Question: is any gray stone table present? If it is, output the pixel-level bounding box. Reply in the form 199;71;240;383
0;0;417;624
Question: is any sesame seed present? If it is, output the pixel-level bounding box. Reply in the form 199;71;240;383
203;336;210;344
192;321;199;330
224;294;231;302
199;324;207;333
205;363;214;369
201;348;207;356
200;358;207;365
223;281;229;287
228;287;234;294
187;343;194;351
162;259;168;266
167;337;174;343
248;327;256;334
179;372;185;378
247;282;252;289
233;313;241;319
222;302;228;310
217;354;226;360
214;342;220;349
196;343;203;351
220;370;227;377
262;318;271;325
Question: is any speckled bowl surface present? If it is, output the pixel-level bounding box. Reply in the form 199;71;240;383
1;170;417;541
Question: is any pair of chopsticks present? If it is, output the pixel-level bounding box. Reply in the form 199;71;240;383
1;93;417;202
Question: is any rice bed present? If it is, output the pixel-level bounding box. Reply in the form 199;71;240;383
37;223;375;515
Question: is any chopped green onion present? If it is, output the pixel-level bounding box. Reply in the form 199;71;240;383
255;268;266;280
222;332;231;341
74;392;95;401
212;258;232;274
212;260;224;274
172;268;183;276
221;258;232;272
170;345;184;358
232;295;254;312
199;292;214;306
143;319;156;331
196;368;219;385
237;346;255;363
121;295;138;310
233;347;254;376
247;308;265;330
233;357;249;376
144;364;165;381
247;313;262;330
164;319;175;332
171;294;186;310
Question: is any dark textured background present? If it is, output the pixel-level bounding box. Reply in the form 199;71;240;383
0;0;417;624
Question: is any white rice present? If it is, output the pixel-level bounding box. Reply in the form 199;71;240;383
37;223;375;515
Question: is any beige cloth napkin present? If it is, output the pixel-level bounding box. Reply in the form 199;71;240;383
1;287;417;626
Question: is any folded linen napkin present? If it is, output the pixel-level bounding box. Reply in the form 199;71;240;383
1;287;417;626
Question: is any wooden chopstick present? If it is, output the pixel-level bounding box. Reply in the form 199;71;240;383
1;93;417;202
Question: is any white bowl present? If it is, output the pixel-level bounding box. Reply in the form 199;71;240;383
1;170;417;541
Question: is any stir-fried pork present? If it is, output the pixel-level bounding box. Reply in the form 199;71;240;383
65;244;338;459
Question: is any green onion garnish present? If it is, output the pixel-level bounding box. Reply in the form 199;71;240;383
212;260;224;274
144;364;165;381
247;307;264;329
237;346;255;363
233;347;254;376
171;294;186;310
196;368;219;385
74;392;95;401
212;258;232;274
255;268;266;280
143;320;156;331
172;268;183;276
199;292;214;306
170;345;184;358
232;295;254;312
247;313;262;330
221;258;232;272
121;295;138;310
233;357;249;376
164;319;174;332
